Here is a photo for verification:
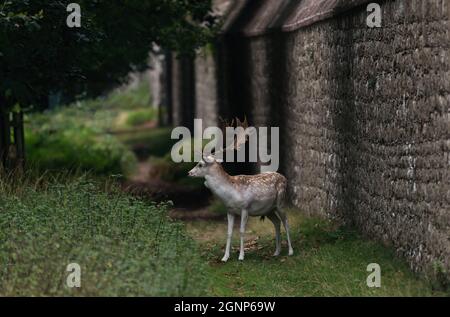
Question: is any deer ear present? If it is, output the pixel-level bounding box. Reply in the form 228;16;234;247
204;155;215;163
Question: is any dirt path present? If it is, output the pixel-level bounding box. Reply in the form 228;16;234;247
130;161;153;182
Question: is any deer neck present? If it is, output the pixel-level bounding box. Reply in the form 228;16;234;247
204;165;238;205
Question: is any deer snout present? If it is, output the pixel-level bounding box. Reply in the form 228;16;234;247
188;168;196;177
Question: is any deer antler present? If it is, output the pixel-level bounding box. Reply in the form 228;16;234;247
215;116;253;156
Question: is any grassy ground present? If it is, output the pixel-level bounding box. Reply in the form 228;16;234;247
185;209;446;296
0;173;207;296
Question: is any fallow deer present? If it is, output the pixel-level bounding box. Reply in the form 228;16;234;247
188;118;294;262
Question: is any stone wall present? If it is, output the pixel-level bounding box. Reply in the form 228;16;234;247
170;54;183;127
194;50;219;128
277;0;450;278
171;54;196;131
248;37;271;128
148;52;164;111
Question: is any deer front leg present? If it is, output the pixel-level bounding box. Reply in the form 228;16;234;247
221;213;235;262
238;209;248;261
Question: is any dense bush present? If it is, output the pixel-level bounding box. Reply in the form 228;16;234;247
25;115;137;176
0;175;207;296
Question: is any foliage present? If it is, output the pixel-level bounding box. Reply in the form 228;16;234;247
0;0;216;110
0;173;207;296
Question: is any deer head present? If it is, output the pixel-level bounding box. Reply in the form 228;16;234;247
188;154;222;177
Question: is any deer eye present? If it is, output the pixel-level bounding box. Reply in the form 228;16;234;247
199;162;204;167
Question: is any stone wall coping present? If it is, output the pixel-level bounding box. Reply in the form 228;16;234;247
218;0;374;37
282;0;373;32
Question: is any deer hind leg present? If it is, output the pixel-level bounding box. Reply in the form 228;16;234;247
267;212;281;256
222;213;235;262
275;208;294;256
238;209;248;261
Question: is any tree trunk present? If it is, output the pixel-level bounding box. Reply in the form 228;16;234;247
12;111;25;170
0;102;11;170
0;96;25;171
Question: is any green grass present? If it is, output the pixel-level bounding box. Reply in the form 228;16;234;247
186;211;447;297
106;80;152;111
0;172;207;296
124;108;157;127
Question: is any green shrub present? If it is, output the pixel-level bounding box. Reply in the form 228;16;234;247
148;137;209;188
0;175;207;296
150;154;196;183
149;154;204;189
25;122;137;176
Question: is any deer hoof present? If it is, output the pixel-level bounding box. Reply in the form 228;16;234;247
288;249;294;256
238;254;244;261
221;256;229;262
273;251;280;257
